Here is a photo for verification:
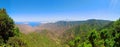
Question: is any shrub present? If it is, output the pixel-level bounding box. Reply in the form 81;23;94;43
7;37;28;47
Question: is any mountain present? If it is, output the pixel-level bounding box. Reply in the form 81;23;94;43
55;19;110;26
61;19;112;42
16;19;111;35
15;19;112;47
16;24;35;34
35;19;111;36
39;19;111;30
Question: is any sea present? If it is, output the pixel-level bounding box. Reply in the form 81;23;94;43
15;22;41;27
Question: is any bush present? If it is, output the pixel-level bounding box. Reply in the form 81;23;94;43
7;37;28;47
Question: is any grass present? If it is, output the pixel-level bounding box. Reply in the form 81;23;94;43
20;32;62;47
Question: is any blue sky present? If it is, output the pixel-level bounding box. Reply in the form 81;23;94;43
0;0;120;23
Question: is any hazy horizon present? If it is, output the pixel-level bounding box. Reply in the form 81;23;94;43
15;19;113;24
1;0;120;22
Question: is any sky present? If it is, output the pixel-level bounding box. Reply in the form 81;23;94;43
0;0;120;23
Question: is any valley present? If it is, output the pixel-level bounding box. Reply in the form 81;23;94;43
16;19;113;47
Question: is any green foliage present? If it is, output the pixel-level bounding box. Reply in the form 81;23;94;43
0;36;4;46
79;40;92;47
112;19;120;47
0;8;15;42
20;32;62;47
64;18;120;47
0;8;21;46
99;19;120;47
88;30;100;47
62;20;110;47
13;27;20;37
7;37;28;47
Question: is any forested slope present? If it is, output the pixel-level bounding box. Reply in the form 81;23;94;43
63;19;120;47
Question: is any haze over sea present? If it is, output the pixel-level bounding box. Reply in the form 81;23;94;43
15;22;41;27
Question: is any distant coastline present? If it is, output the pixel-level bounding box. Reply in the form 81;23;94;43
15;22;41;27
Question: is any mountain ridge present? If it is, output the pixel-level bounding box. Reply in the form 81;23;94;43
16;19;112;34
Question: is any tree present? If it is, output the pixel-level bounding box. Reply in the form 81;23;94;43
0;8;16;43
112;19;120;47
88;30;98;47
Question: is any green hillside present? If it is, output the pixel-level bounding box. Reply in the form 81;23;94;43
63;19;120;47
20;32;62;47
54;19;111;27
61;19;111;44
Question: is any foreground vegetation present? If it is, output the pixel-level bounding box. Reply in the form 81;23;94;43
20;32;62;47
0;8;22;47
